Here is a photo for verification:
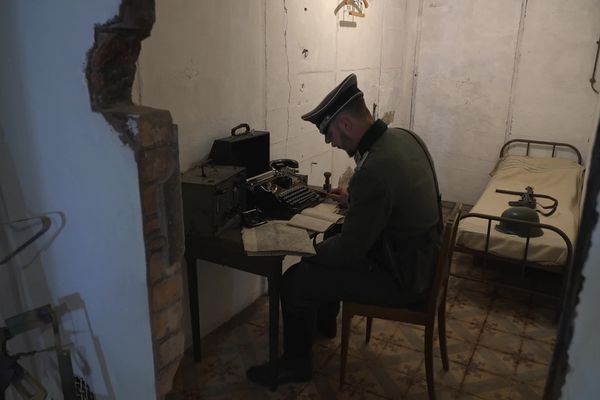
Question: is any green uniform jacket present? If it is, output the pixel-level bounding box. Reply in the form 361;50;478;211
311;120;440;294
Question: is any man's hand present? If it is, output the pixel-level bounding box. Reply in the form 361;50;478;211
329;187;348;208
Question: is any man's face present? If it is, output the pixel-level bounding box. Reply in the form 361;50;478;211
324;120;355;157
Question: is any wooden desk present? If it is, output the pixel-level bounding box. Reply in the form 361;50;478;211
184;228;284;390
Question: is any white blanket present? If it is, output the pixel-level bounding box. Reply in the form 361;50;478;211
457;155;584;266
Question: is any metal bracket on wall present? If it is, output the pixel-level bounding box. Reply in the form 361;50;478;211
591;34;600;94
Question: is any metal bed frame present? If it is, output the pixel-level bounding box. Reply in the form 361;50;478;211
452;139;584;309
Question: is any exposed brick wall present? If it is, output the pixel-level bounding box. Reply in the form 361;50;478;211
85;1;185;398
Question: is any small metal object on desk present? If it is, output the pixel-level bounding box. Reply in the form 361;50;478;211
181;165;246;237
323;171;332;192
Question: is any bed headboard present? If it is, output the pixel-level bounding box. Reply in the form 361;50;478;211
499;139;583;165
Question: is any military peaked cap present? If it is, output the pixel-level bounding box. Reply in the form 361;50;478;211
301;73;364;134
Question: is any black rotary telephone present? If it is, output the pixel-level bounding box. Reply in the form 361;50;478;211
269;158;299;171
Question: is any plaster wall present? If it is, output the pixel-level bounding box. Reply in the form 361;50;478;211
135;0;268;338
412;0;600;205
136;0;407;337
509;0;600;155
0;2;155;399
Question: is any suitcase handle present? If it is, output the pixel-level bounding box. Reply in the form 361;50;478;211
231;123;251;136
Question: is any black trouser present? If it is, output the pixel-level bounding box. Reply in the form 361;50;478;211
280;258;422;360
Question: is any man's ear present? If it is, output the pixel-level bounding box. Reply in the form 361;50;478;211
337;114;353;132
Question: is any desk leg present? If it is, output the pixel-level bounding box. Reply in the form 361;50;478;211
186;253;202;362
267;269;281;391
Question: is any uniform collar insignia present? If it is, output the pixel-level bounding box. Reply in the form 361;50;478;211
356;119;387;157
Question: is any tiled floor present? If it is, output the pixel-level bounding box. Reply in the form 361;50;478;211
167;252;559;400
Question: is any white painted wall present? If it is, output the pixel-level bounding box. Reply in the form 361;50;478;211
136;0;407;339
136;0;267;172
0;2;155;399
135;0;269;338
509;0;600;155
411;0;600;205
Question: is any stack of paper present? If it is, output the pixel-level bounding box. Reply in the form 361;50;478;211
242;220;316;257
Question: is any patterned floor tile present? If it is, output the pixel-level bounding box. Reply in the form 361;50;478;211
490;292;530;312
343;331;394;363
462;367;524;400
451;259;485;280
520;339;554;366
469;346;518;377
266;381;311;400
427;359;468;390
509;381;544;399
450;275;487;290
446;283;462;300
351;317;400;341
514;356;551;389
295;382;326;400
433;336;476;366
403;379;458;400
447;288;491;318
478;326;523;355
194;352;247;386
202;322;271;358
380;343;425;380
404;379;459;400
445;317;483;344
523;307;558;344
459;288;495;305
166;265;558;399
229;296;270;328
385;323;427;351
312;343;337;372
483;309;528;336
318;353;399;399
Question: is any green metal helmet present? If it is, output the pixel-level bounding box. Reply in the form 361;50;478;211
495;206;544;238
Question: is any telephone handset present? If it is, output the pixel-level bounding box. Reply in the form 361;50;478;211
270;158;299;171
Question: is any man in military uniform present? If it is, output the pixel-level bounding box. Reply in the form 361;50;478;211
247;73;442;388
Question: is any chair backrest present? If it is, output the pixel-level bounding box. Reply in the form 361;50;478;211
426;203;462;315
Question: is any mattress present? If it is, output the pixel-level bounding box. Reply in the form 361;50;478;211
456;155;584;266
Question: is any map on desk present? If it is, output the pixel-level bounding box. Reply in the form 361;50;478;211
242;220;316;257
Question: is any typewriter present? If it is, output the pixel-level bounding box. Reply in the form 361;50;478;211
246;159;323;219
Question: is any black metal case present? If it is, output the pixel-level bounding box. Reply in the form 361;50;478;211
181;165;246;237
209;123;270;178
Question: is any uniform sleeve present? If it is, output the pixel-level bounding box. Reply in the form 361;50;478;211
308;172;392;267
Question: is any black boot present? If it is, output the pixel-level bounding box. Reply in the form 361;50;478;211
316;302;339;339
246;356;312;389
316;315;337;339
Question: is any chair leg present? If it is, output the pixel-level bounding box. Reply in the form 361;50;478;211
425;323;436;400
340;310;352;388
438;295;449;371
365;317;373;344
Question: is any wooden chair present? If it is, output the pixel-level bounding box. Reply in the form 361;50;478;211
340;203;462;400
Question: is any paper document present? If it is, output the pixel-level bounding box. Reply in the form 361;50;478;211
287;203;344;233
242;220;316;256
